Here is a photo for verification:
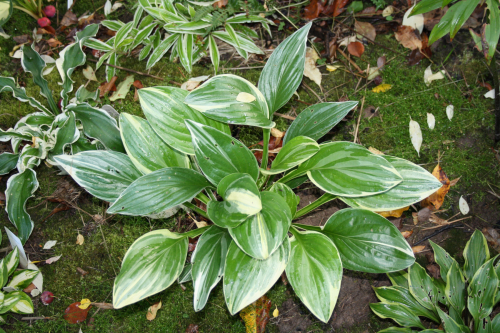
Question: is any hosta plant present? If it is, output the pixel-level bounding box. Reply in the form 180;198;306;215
371;230;500;333
0;23;124;243
85;0;273;80
55;23;443;322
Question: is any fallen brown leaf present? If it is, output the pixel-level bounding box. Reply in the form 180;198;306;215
395;26;422;51
355;21;376;41
347;41;364;57
76;267;88;276
146;301;162;321
47;38;63;48
23;283;37;293
401;230;413;239
483;227;500;252
60;11;78;27
412;245;426;254
98;76;118;97
64;302;91;324
420;164;450;210
240;295;272;333
185;324;199;333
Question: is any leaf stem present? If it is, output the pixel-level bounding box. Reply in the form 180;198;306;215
261;128;270;169
291;223;322;232
293;193;337;219
13;6;40;20
196;192;209;205
184;202;209;220
207;189;217;202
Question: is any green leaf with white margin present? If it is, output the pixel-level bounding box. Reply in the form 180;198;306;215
178;264;192;284
433;277;449;307
373;286;440;322
108;167;211;215
0;291;21;314
106;52;117;82
0;153;18;175
211;31;263;56
0;77;52;115
119;113;189;174
139;87;230;155
66;103;125;153
377;328;413;333
285;228;342;323
436;307;471;333
50;112;79;159
261;136;319;175
370;303;425;329
9;291;34;314
5;169;38;244
445;260;466;314
223;238;290;315
408;263;438;310
258;23;311;115
0;0;13;28
229;191;291;260
387;270;409;289
114;21;134;48
429;240;455;280
463;229;490;281
4;228;28;268
225;23;241;48
54;151;142;202
101;20;124;31
146;33;179;70
85;38;114;51
297;142;402;197
131;23;156;49
191;226;232;311
341;155;442;211
185;74;273;128
468;256;499;322
185;120;259;185
492;313;500;333
56;24;99;107
484;0;500;61
21;44;59;114
320;208;414;273
208;34;219;74
268;182;299;217
177;33;194;73
207;173;262;228
113;227;207;309
0;261;6;289
4;269;38;290
283;102;358;145
4;247;19;276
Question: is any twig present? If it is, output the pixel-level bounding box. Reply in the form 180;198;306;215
301;82;323;103
412;224;463;246
99;225;117;275
225;66;265;70
21;317;54;321
275;112;296;120
353;95;365;144
87;59;181;86
0;246;12;253
337;48;364;73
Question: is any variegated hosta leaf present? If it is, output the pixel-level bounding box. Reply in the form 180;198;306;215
387;270;409;289
178;264;192;284
21;44;59;114
54;151;142;203
297;142;402;197
4;269;38;290
467;256;499;322
0;128;31;143
15;112;53;129
0;0;13;28
3;247;19;276
370;302;425;329
258;23;311;115
119;113;189;174
113;229;192;308
268;182;299;217
131;22;156;49
261;136;319;175
106;52;118;83
208;34;219;74
107;167;211;216
0;77;52;115
49;111;80;161
177;33;194;73
286;229;342;323
211;31;263;57
101;19;124;31
408;263;438;310
56;24;99;107
283;102;358;145
138;87;230;155
373;286;440;322
191;226;232;311
207;173;261;228
341;155;443;211
445;260;466;314
436;307;471;333
0;261;6;289
0;153;18;175
463;229;490;281
0;291;21;314
5;169;38;244
146;33;179;70
184;74;274;129
85;38;114;52
223;238;290;315
228;191;291;260
65;103;125;153
114;21;134;48
185;120;259;185
429;240;455;280
320;208;414;273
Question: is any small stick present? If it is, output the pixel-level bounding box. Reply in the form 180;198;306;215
225;66;265;70
21;317;54;321
353;95;365;144
301;82;323;103
412;224;463;246
337;48;364;73
87;59;181;86
275;112;296;120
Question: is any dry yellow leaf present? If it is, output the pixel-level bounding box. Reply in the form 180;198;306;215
78;299;91;310
270;128;284;138
76;234;84;245
273;306;279;318
377;206;409;218
401;230;413;239
194;220;208;228
146;301;162;321
412;245;426;254
326;64;341;72
372;84;392;93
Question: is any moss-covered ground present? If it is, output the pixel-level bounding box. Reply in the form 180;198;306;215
1;1;500;332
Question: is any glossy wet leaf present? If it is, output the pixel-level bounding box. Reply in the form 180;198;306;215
185;120;258;185
321;208;414;273
224;239;290;315
445;260;466;314
408;263;438;310
261;136;319;175
463;230;490;281
370;303;425;329
467;257;499;322
387;270;409;289
268;182;299;217
286;229;342;323
429;241;455;281
108;168;211;215
0;153;18;175
191;226;231;311
436;307;470;333
54;151;142;203
228;191;291;260
119;113;189;174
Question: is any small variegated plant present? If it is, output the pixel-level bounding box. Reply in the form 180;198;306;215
56;23;443;322
85;0;273;80
371;230;500;333
0;24;124;243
